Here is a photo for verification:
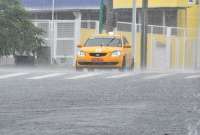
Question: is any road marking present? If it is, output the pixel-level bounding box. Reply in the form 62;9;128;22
143;73;175;80
185;74;200;79
106;72;139;79
27;73;65;80
66;73;101;80
0;73;29;79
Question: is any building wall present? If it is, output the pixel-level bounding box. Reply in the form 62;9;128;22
113;0;197;8
80;28;97;44
30;11;99;21
115;9;178;27
112;0;200;69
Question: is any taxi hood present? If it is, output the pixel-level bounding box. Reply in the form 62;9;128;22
80;46;122;53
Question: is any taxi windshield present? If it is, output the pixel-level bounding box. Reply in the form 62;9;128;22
85;38;122;47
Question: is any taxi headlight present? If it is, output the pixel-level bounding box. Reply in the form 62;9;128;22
111;50;121;57
78;51;86;57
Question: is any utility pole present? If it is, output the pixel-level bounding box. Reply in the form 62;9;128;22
105;0;113;33
51;0;55;64
140;0;148;70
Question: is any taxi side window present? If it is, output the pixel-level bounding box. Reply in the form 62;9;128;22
110;39;122;46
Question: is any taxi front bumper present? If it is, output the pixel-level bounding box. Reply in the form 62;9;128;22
76;56;123;68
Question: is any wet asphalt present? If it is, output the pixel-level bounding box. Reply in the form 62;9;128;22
0;67;199;135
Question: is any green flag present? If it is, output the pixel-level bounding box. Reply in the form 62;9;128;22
99;0;105;34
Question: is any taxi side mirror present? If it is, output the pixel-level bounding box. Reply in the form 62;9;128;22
123;45;131;48
77;44;83;48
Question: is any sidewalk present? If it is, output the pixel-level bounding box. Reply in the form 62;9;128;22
0;64;199;74
0;64;74;73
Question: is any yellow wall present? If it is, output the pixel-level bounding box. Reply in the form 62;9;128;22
186;5;199;36
113;0;196;8
79;0;199;70
80;4;200;69
177;9;187;28
80;28;96;44
114;32;197;69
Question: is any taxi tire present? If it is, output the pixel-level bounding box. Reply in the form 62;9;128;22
119;57;127;72
131;58;135;70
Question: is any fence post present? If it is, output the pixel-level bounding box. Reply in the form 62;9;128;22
132;0;137;67
96;21;100;34
183;29;186;69
50;20;54;64
176;35;180;69
74;12;82;65
197;22;200;69
166;27;172;69
150;25;154;69
198;38;200;69
193;40;198;69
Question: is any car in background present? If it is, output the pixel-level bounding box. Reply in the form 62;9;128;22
75;33;134;71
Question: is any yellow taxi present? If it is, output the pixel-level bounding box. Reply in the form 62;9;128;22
75;33;134;70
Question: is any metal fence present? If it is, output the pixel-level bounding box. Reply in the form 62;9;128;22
116;22;200;70
81;20;99;31
33;20;76;60
0;56;15;65
33;20;99;63
1;20;199;70
0;20;99;66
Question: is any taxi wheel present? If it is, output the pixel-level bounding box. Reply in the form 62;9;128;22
131;58;135;70
119;57;126;72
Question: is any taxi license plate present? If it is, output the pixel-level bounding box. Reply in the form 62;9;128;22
91;58;103;62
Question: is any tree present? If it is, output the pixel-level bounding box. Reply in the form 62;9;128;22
0;0;43;56
99;0;106;33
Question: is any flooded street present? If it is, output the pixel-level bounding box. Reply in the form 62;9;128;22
0;68;199;135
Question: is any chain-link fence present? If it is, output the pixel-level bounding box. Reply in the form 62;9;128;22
116;22;200;70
